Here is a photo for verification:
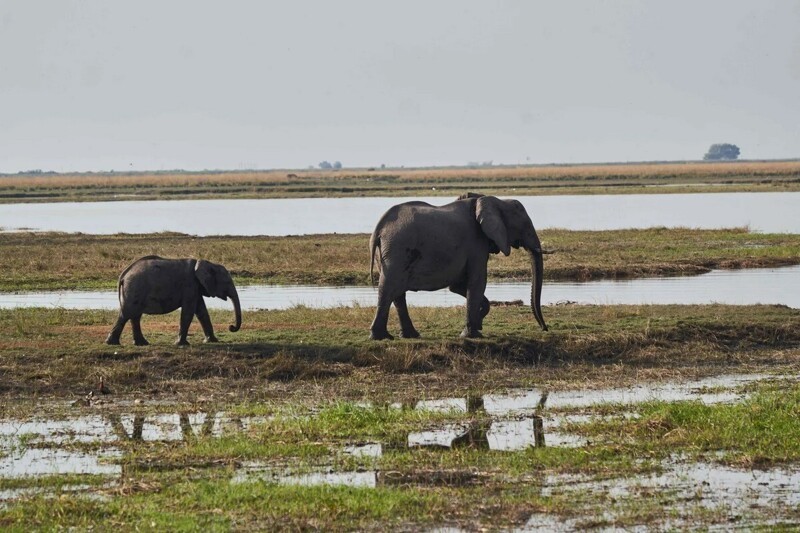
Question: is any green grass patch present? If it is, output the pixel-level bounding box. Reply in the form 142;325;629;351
573;382;800;465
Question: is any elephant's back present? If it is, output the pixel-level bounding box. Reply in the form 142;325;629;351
120;255;165;279
374;200;469;232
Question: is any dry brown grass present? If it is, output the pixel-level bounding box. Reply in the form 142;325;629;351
2;160;799;202
2;228;799;291
5;160;800;188
1;304;798;401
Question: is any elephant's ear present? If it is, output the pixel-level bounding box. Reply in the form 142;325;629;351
194;260;218;297
476;196;510;256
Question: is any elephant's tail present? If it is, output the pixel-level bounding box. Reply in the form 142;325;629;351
369;233;380;288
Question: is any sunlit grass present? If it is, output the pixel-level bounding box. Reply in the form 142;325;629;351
2;160;799;202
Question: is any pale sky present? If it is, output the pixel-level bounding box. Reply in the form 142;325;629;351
1;1;799;172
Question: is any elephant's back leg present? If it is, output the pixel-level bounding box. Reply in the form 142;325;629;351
130;315;149;346
105;312;128;345
393;293;420;338
118;276;147;316
370;272;403;340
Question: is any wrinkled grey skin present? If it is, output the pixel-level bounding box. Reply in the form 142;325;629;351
105;256;242;346
369;193;547;340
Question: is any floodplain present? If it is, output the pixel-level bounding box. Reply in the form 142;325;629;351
1;302;799;529
1;165;799;529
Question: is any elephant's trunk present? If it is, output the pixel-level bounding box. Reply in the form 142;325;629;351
228;286;242;332
525;233;548;331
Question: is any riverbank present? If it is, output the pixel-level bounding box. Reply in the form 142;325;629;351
2;229;799;291
2;160;799;203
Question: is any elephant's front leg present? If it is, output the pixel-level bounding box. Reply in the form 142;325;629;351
176;305;194;346
461;271;488;339
449;282;490;331
195;298;219;343
393;293;420;339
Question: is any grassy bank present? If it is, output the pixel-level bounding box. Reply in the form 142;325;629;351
2;160;799;203
1;303;797;401
1;303;799;530
2;228;799;291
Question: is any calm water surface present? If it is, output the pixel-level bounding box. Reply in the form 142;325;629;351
2;266;797;310
1;192;798;235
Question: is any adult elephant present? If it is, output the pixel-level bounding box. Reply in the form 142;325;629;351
369;193;547;339
105;256;242;346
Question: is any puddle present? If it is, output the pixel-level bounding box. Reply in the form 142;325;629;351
0;411;270;479
0;448;122;478
486;419;544;451
343;443;383;458
0;373;788;482
408;423;478;449
484;373;772;415
533;457;800;530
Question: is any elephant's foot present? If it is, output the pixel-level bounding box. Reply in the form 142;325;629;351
134;338;149;347
460;327;483;339
400;329;420;339
204;335;219;343
175;338;190;347
369;330;394;341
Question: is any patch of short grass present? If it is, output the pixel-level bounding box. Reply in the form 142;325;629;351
573;381;800;465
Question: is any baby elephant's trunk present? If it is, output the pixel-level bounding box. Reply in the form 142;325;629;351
228;286;242;332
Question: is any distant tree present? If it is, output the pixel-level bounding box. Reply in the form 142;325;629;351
318;161;333;169
703;143;740;161
333;161;342;170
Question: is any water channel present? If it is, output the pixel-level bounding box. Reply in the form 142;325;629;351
1;192;798;235
1;266;798;310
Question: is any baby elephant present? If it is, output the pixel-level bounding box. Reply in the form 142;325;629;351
105;256;242;346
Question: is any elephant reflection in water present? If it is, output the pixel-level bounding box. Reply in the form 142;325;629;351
106;413;245;441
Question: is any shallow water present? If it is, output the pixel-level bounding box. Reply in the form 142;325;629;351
2;266;799;310
0;448;122;479
528;457;800;530
0;374;752;480
483;373;768;414
1;192;798;235
0;372;790;481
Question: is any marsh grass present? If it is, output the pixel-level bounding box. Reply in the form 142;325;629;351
2;160;800;203
571;383;800;466
3;382;799;530
1;228;798;290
